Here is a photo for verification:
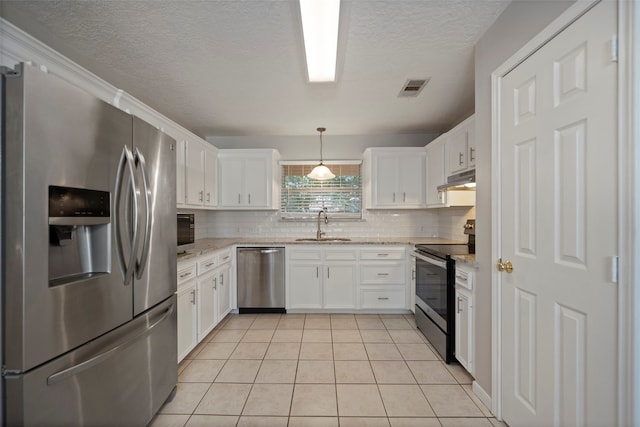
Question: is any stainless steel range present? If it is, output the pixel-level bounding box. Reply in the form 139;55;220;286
413;220;475;363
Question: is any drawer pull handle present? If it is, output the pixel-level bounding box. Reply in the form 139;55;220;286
377;254;389;257
179;271;192;279
377;273;389;276
223;256;230;261
204;262;215;267
378;297;389;300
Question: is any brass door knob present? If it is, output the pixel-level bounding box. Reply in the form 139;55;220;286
497;258;514;273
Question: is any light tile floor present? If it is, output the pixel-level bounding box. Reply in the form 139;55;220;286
151;313;507;427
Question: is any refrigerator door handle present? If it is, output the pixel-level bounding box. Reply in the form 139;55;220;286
134;147;152;279
46;303;175;386
114;146;139;285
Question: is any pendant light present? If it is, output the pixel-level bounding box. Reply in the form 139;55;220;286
307;127;335;180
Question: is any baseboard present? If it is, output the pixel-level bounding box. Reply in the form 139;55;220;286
472;380;492;414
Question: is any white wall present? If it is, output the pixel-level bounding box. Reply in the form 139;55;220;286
473;0;574;397
208;134;438;160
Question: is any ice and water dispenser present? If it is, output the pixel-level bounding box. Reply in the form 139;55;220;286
48;186;111;286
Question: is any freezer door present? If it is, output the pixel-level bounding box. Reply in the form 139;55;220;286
3;64;133;372
5;296;177;427
131;116;177;316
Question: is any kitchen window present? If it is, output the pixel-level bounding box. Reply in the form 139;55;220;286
280;161;362;220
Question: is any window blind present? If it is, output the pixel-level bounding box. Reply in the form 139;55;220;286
281;163;362;219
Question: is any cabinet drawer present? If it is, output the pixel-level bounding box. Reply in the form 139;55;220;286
325;249;357;261
177;264;197;286
197;255;218;275
361;264;405;284
289;249;322;261
217;248;232;265
360;289;406;309
360;248;405;260
455;268;473;291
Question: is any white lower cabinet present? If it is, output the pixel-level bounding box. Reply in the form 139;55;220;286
217;260;232;319
289;264;323;309
287;245;408;311
324;263;357;309
176;264;198;362
288;247;357;310
197;271;218;341
177;247;234;362
454;263;475;374
359;246;408;310
455;288;472;373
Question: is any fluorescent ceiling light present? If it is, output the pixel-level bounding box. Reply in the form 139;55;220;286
299;0;340;82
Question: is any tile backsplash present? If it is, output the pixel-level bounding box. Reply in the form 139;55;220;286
183;206;475;242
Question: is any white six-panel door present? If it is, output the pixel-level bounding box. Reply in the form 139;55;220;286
498;1;618;425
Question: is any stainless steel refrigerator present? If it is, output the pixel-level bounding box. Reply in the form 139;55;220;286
1;63;177;426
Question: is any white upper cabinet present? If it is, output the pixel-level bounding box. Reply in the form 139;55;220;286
364;148;426;209
218;149;280;209
176;139;186;206
425;134;447;208
425;133;475;208
446;115;475;176
182;139;218;209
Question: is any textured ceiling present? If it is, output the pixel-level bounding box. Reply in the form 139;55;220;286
0;0;510;137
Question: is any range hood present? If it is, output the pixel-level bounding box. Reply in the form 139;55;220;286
437;169;476;191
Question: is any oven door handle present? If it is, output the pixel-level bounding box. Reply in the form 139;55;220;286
412;251;447;269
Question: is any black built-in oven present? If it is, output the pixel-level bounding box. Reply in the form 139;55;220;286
414;244;472;363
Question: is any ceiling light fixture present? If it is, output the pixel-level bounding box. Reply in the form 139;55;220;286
307;127;335;180
299;0;340;82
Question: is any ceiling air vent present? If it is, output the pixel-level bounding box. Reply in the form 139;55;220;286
398;78;430;97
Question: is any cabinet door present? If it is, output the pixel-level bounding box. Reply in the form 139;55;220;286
324;264;357;309
447;127;468;175
397;152;425;207
203;146;217;207
244;156;268;207
177;283;197;362
374;154;399;206
467;122;476;168
455;288;472;373
197;273;218;341
426;137;447;207
219;156;245;207
176;140;186;205
185;140;205;206
289;264;322;309
217;263;232;321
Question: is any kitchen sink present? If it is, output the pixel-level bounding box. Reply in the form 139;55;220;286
295;238;352;242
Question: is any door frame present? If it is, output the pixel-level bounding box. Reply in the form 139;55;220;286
490;0;639;424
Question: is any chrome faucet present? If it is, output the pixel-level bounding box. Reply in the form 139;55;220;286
316;208;328;240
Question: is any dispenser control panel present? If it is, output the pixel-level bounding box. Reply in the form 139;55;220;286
49;186;110;217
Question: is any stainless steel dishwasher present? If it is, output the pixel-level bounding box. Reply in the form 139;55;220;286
236;247;285;313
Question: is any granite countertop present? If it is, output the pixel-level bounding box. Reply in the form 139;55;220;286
452;253;478;268
178;236;467;259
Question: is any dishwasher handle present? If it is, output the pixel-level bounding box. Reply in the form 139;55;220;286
260;249;280;254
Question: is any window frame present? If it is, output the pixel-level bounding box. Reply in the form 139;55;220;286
279;160;363;221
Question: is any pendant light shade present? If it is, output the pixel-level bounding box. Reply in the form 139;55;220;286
307;127;335;180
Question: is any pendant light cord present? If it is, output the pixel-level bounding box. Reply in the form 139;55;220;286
318;127;325;164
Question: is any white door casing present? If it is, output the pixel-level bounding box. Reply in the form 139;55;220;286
496;1;618;425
